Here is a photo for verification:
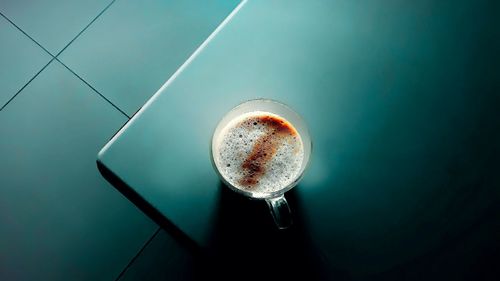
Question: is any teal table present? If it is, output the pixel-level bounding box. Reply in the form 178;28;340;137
98;0;499;278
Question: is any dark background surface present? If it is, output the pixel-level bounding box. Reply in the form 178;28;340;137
2;0;499;280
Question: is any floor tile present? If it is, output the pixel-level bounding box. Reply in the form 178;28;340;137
0;0;111;54
0;15;51;108
0;60;156;280
119;230;195;281
60;0;240;115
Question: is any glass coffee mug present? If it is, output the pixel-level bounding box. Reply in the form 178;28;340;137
211;99;312;229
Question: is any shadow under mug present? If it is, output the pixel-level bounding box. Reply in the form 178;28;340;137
211;99;312;229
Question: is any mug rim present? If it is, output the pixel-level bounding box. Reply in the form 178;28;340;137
210;98;312;199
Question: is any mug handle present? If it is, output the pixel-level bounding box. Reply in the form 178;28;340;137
266;195;293;229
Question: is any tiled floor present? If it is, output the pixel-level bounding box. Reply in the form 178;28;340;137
0;15;51;108
59;0;240;116
0;1;239;280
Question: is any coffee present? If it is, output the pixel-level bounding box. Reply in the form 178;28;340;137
213;111;304;194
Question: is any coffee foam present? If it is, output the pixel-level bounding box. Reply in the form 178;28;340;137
214;111;304;194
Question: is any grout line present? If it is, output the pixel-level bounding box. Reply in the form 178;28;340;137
0;0;128;117
54;0;117;57
114;226;162;281
56;58;130;118
0;58;55;111
0;11;55;57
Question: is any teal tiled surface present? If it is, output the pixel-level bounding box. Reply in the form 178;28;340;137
0;15;51;108
3;0;496;278
0;61;156;280
60;0;241;115
0;0;112;54
1;0;243;278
